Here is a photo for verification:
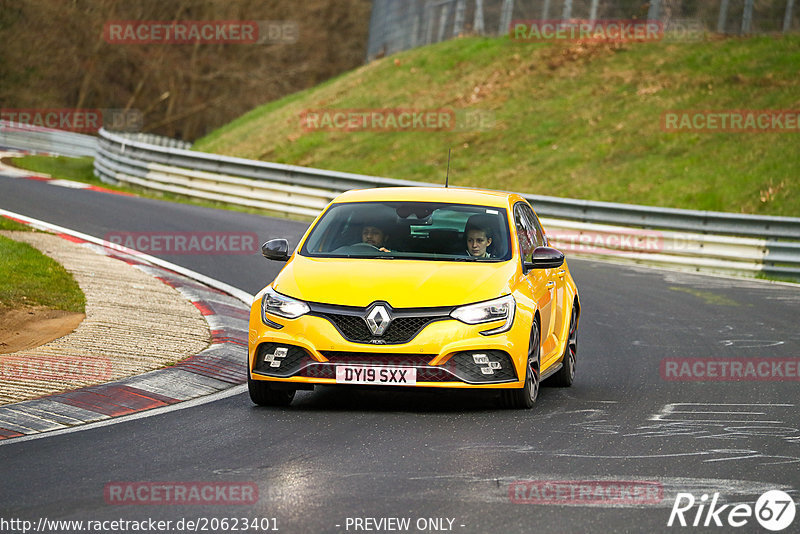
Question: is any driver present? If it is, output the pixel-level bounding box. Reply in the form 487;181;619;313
361;224;390;252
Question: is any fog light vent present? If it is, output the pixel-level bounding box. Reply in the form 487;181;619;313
449;350;516;383
263;347;288;367
254;343;309;377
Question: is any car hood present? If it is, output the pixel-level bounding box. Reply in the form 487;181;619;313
272;255;517;308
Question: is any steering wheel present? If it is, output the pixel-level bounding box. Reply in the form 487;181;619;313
332;242;385;254
350;242;381;250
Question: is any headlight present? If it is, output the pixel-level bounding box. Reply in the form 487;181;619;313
262;287;310;320
450;295;516;335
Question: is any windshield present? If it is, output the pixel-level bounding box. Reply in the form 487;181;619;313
300;201;511;262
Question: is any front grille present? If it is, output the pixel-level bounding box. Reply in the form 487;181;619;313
309;301;452;345
317;313;438;344
297;351;515;383
321;351;436;366
299;364;335;379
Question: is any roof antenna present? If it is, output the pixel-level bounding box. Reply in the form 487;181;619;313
445;148;451;188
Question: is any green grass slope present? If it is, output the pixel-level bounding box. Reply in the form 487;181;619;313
195;35;799;216
0;234;86;313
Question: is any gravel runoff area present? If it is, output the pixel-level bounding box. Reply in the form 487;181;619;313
0;230;211;405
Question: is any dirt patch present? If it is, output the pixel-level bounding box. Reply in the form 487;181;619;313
543;41;623;72
0;306;85;354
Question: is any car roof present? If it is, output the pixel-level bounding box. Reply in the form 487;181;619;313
331;187;524;208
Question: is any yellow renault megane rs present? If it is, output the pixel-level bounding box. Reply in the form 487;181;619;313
248;187;580;408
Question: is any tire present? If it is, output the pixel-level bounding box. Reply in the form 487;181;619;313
248;376;296;407
549;304;577;387
500;320;540;409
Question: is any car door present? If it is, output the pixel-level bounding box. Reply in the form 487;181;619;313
514;203;556;362
530;207;569;354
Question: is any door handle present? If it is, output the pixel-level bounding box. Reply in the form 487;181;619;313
545;281;556;288
557;270;566;277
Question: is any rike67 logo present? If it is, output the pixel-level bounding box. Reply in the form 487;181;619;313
668;490;796;531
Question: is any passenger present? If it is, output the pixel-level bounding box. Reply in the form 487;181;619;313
465;223;493;258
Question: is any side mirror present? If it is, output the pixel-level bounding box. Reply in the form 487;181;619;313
262;239;289;261
524;246;564;271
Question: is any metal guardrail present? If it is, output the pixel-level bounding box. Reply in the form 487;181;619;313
0;120;98;158
530;196;800;241
2;124;798;280
92;128;800;280
0;121;188;157
110;132;192;150
541;218;772;278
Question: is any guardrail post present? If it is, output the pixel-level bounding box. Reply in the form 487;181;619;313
717;0;730;33
453;0;466;36
410;4;422;48
473;0;484;34
647;0;661;21
561;0;573;20
437;1;452;42
785;0;795;33
742;0;755;34
366;0;388;61
589;0;600;22
499;0;514;35
425;1;436;44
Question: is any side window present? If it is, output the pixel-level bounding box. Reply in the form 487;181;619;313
514;204;535;263
514;202;545;264
521;204;545;249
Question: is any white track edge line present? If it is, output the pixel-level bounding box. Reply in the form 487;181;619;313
0;385;247;447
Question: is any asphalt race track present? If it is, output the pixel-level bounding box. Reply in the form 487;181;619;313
1;172;799;534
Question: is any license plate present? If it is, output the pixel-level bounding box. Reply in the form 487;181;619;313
335;365;417;385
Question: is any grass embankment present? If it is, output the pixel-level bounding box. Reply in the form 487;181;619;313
195;34;799;217
0;218;85;313
11;155;97;183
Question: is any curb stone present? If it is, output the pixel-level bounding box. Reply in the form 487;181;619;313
0;222;250;440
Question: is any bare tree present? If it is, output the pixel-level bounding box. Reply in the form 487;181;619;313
0;0;372;140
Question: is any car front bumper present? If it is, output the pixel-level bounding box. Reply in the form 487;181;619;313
248;300;532;390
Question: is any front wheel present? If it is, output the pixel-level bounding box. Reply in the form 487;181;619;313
248;376;295;407
549;304;577;387
500;320;540;409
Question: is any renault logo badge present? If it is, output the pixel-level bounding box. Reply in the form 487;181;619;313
365;305;391;336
